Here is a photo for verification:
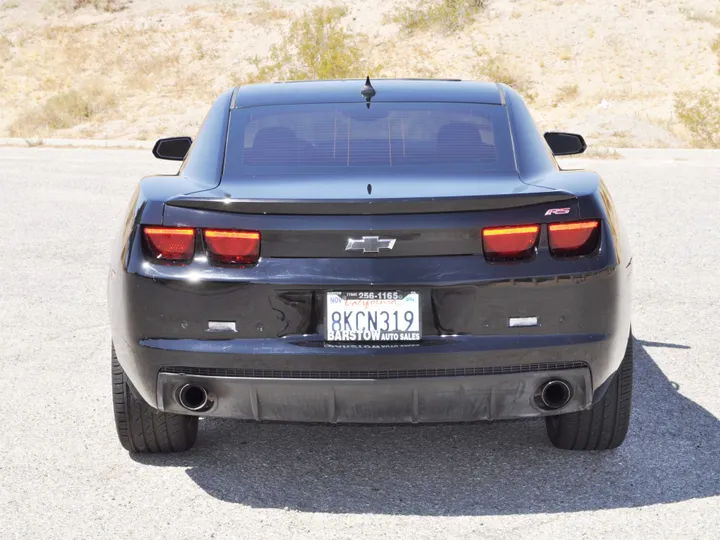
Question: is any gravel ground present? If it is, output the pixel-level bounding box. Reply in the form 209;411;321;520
0;148;718;538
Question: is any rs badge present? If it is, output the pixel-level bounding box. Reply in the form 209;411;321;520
545;207;571;216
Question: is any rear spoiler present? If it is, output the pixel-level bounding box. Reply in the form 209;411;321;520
165;192;577;215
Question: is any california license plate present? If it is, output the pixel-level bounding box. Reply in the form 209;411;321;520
325;291;422;342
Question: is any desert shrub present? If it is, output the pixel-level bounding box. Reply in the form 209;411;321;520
556;84;579;102
0;35;12;62
474;53;537;102
60;0;125;12
388;0;487;33
246;6;375;82
9;86;116;137
679;6;720;27
582;147;622;159
247;0;290;25
674;89;720;148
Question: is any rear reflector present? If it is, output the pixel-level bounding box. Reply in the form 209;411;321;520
509;316;539;328
548;220;600;256
482;225;539;260
204;230;260;265
143;227;195;262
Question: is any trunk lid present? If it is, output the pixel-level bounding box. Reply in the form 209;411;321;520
169;173;575;215
163;174;579;259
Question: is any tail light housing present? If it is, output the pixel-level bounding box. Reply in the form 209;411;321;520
143;227;195;262
482;224;540;261
204;229;260;265
548;220;600;257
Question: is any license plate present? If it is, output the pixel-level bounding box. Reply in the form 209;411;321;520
325;291;422;342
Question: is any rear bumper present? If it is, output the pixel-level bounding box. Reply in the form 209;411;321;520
111;331;629;422
157;367;592;422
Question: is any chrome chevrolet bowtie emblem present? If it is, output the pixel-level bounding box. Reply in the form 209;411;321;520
345;236;396;253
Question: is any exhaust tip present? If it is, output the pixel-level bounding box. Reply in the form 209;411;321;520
537;379;572;410
178;384;210;412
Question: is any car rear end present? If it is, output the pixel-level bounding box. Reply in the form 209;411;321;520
109;82;631;429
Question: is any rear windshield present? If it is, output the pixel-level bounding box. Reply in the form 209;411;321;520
224;102;516;177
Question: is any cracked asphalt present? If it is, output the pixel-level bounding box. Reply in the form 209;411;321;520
0;147;718;538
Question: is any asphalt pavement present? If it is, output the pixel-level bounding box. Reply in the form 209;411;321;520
0;147;718;538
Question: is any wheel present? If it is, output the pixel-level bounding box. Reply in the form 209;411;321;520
545;333;633;450
112;344;198;453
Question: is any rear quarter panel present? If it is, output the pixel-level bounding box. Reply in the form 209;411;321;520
108;89;234;377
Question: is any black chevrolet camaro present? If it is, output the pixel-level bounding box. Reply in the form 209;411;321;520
108;79;633;453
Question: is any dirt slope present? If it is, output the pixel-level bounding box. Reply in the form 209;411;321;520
0;0;718;147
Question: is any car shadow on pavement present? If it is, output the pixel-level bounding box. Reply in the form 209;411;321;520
132;340;720;515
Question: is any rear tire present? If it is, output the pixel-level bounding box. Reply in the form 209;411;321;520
545;333;633;450
112;345;198;453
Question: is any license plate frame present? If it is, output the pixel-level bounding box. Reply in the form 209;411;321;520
324;291;422;342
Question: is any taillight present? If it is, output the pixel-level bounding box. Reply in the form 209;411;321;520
204;230;260;265
143;227;195;262
482;224;539;261
548;220;600;257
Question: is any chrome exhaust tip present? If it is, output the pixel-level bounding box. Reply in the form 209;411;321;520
178;384;210;412
538;380;572;410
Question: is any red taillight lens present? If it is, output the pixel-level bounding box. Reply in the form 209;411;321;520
204;230;260;265
143;227;195;262
548;220;600;256
482;224;540;260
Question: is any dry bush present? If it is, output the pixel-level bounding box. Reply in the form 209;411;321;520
0;35;13;62
582;147;622;160
247;0;290;25
9;85;117;137
674;89;720;148
679;7;720;27
556;84;579;102
62;0;126;12
246;6;377;82
120;46;182;91
474;52;536;102
387;0;487;34
558;48;574;61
